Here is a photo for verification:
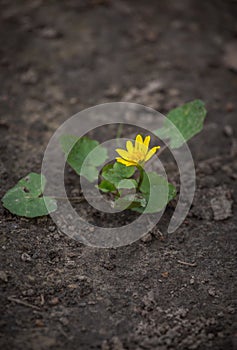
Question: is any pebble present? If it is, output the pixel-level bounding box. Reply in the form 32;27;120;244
35;319;44;327
49;297;59;306
21;252;32;262
48;225;56;232
141;232;152;243
225;102;235;112
168;88;180;97
40;27;61;39
223;125;233;137
67;284;78;289
22;288;34;296
59;317;69;326
65;259;76;268
104;85;120;97
210;187;233;221
208;287;216;297
161;271;169;278
21;69;38;85
0;271;8;282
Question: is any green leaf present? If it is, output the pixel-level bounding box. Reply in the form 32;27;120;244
114;194;146;210
60;135;108;182
133;172;176;213
59;134;80;156
2;173;57;218
113;162;136;178
117;179;137;190
102;162;136;187
117;179;137;196
98;180;117;193
154;100;207;149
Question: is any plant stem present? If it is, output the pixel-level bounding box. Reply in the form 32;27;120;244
137;166;144;190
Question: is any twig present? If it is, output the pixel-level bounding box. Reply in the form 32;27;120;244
177;260;197;267
7;296;41;310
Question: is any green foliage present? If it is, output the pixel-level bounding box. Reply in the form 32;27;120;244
101;162;135;187
98;180;117;193
114;194;146;210
2;99;207;219
2;173;57;218
154;100;207;148
60;135;108;182
117;179;137;190
134;171;176;213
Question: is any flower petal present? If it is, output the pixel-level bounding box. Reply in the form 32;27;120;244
144;136;150;148
145;146;160;161
135;134;143;151
116;148;131;160
116;158;137;166
126;140;133;153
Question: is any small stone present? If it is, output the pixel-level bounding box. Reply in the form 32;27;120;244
145;30;158;42
0;271;8;282
225;102;235;112
65;259;76;268
21;69;38;84
59;317;69;326
35;319;44;327
217;332;224;338
48;225;56;232
111;336;124;350
223;125;233;137
22;288;34;296
227;306;235;314
40;27;61;39
210;187;233;221
67;284;78;289
190;277;195;285
141;233;152;243
49;297;59;306
161;271;169;278
69;97;78;105
79;302;87;307
208;287;216;297
21;252;32;262
104;85;120;97
101;340;110;350
208;333;215;340
168;88;180;97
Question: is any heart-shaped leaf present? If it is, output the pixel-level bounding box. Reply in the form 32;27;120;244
2;173;57;218
154;100;207;149
60;135;108;182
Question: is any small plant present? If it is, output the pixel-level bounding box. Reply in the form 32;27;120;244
2;100;207;218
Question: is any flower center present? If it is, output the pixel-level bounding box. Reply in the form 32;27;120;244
131;150;146;162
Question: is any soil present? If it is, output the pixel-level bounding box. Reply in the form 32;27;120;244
0;1;237;349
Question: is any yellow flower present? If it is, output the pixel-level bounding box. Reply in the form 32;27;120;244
116;134;160;167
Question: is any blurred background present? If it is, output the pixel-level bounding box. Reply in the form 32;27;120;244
1;0;237;169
